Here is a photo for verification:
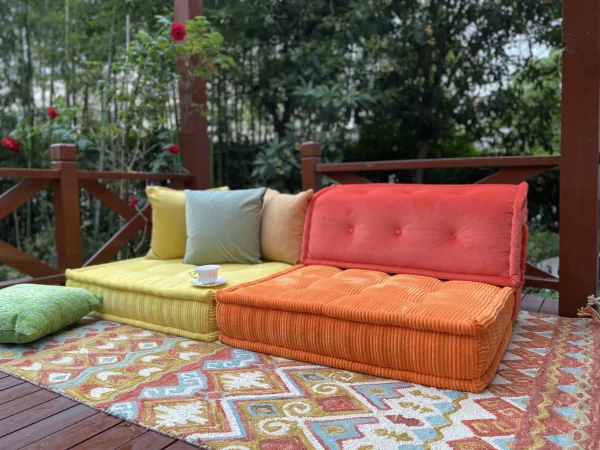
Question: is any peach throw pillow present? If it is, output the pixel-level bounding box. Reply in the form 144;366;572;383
260;189;314;265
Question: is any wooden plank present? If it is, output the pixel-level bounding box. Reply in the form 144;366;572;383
21;412;123;450
0;381;41;405
0;241;60;278
0;274;66;289
539;298;559;316
520;295;545;313
52;144;83;271
168;180;187;190
175;0;212;190
77;171;193;182
475;167;553;185
301;142;324;191
324;172;372;185
558;0;600;317
70;422;147;450
80;179;137;221
0;168;60;179
163;440;199;449
524;275;560;291
0;377;25;391
0;390;58;420
115;431;176;450
0;372;9;379
84;204;151;267
525;263;558;280
316;155;561;173
0;396;77;438
0;404;97;449
0;179;51;222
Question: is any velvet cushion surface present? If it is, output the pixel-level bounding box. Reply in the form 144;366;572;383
260;189;314;264
184;188;266;265
302;183;528;315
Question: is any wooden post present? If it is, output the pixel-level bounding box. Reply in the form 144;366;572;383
559;0;600;316
51;144;83;271
174;0;212;190
301;142;324;192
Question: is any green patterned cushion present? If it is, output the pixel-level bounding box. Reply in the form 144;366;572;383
0;284;102;344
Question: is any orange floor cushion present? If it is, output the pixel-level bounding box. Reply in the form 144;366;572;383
217;264;515;393
217;183;528;393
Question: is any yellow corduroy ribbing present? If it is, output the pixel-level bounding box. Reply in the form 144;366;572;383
67;257;290;341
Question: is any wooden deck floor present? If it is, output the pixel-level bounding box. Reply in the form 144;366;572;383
0;294;558;449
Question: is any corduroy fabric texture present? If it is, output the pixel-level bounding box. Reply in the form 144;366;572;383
66;258;290;341
301;183;528;318
217;265;515;392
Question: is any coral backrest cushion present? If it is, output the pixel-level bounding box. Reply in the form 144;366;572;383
302;183;528;314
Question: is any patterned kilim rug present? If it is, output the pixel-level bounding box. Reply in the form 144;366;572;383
0;311;598;449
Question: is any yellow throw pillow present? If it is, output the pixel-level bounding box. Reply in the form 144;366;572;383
146;185;229;260
260;189;314;265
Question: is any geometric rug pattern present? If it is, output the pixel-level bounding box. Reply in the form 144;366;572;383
0;311;598;449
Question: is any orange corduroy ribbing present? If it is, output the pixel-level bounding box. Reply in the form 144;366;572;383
216;265;515;393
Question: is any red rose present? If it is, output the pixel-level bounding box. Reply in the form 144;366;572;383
129;198;139;208
2;137;21;153
47;107;59;120
170;23;186;41
167;144;180;154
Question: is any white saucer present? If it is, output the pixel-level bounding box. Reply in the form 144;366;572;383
191;277;228;288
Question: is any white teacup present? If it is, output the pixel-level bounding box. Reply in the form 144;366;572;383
190;265;220;284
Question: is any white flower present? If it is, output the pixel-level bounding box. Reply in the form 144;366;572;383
154;402;208;427
221;371;270;390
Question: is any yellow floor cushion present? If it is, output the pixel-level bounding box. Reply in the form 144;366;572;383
66;258;290;341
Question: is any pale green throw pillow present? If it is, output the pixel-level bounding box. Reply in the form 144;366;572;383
183;188;266;265
0;284;102;344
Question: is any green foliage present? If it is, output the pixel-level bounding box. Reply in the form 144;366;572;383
1;0;564;282
205;0;561;196
0;4;232;275
527;229;560;264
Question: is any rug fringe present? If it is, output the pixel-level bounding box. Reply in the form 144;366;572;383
577;295;600;324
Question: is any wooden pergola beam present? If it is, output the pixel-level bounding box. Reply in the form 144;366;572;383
558;0;600;316
174;0;212;190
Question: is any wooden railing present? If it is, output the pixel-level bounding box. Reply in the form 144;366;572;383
0;144;192;289
300;140;595;316
0;0;211;287
0;0;598;321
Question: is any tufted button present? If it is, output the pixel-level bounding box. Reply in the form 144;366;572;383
395;229;402;235
449;233;457;240
348;227;354;233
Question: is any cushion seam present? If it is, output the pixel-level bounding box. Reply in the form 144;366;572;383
67;279;217;304
218;297;489;337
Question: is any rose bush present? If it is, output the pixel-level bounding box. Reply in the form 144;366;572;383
170;22;186;41
1;137;20;153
